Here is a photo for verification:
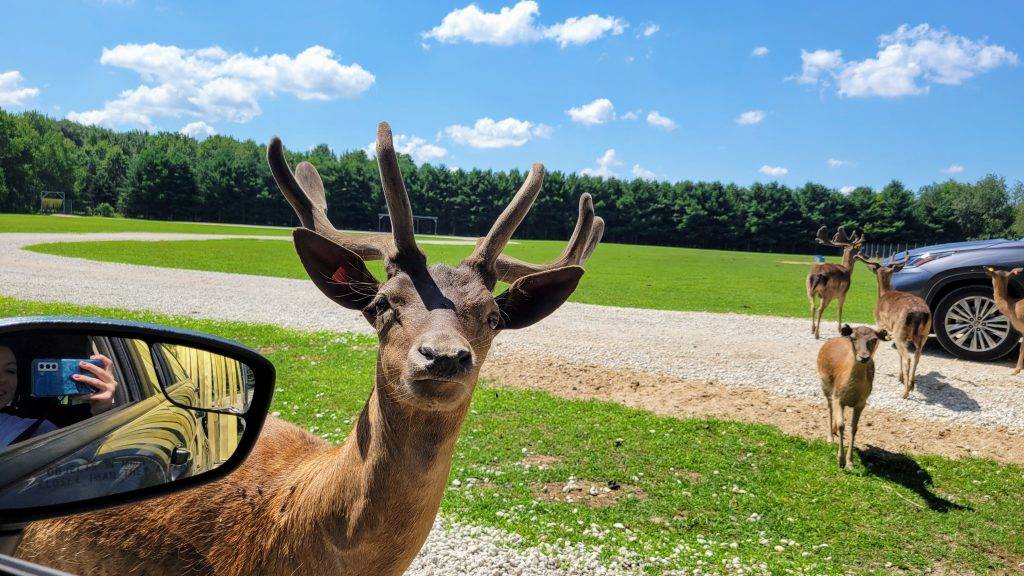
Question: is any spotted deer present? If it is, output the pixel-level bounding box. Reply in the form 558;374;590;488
983;266;1024;374
17;123;604;576
858;254;932;398
807;226;865;339
817;324;888;470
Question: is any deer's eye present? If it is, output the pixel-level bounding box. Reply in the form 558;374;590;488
487;312;501;330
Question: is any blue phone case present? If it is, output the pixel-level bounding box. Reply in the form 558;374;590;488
31;359;102;397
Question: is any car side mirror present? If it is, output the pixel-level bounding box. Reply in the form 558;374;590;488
0;316;275;525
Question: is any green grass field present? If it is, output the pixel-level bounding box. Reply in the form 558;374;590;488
0;213;292;236
1;294;1019;574
26;237;879;322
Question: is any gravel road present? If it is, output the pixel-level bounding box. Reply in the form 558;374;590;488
2;231;1020;574
3;232;1021;432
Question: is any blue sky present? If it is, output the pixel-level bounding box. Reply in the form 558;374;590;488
1;1;1021;190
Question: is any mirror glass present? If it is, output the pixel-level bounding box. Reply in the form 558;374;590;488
151;343;255;414
0;332;246;510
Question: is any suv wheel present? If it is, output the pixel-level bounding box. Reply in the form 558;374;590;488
933;285;1019;361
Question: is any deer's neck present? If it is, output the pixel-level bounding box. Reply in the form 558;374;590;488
310;359;472;570
991;278;1017;312
841;249;857;272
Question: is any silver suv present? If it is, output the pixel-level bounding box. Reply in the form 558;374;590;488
890;239;1024;361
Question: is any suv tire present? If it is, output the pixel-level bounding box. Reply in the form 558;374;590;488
933;285;1019;361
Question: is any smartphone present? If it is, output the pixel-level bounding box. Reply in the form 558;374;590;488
31;358;102;397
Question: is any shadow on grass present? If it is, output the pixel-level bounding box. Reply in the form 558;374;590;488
914;371;981;412
859;444;971;513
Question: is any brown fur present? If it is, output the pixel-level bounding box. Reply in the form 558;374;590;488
860;256;932;398
817;325;887;470
985;267;1024;375
16;124;603;576
807;226;864;339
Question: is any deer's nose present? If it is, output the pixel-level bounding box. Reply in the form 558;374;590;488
417;342;473;377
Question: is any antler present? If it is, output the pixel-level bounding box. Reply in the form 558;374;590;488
462;164;604;288
493;193;605;283
267;122;425;273
814;225;863;248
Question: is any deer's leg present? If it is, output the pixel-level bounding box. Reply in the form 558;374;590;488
1014;341;1024;376
816;295;832;339
846;405;863;472
809;293;818;334
825;394;836;443
894;340;910;396
836;293;846;331
908;340;924;395
833;399;845;468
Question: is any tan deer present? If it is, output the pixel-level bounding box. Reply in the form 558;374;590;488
807;226;864;339
16;122;604;576
817;324;889;470
983;266;1024;374
858;254;932;398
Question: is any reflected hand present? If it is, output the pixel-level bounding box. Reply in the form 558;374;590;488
73;354;119;415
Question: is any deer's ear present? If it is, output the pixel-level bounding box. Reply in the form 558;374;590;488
293;229;379;312
840;324;853;337
877;329;891;341
1011;268;1022;276
495;266;584;330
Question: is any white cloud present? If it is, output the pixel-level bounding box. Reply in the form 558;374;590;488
646;110;677;130
580;148;620;178
641;23;660;38
795;49;844;84
423;1;625;48
827;158;853;168
941;164;965;174
566;98;615;125
66;43;374;129
631;164;657;180
445;117;551;148
751;46;769;57
0;71;40;107
545;14;626;48
840;186;856;194
795;24;1018;97
180;120;215;139
620;109;641;120
735;109;766;125
365;134;448;164
759;165;789;177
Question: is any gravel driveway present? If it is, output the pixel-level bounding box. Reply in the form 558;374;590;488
2;231;1020;574
2;232;1021;431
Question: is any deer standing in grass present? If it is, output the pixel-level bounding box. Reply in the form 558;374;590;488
807;226;864;339
817;324;888;470
17;122;604;576
858;254;932;398
984;266;1024;375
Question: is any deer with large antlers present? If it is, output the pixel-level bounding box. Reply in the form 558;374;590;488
858;254;932;399
17;122;604;576
983;266;1024;375
807;226;864;339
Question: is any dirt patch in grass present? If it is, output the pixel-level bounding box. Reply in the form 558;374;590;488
531;478;645;507
519;454;562;469
482;355;1024;465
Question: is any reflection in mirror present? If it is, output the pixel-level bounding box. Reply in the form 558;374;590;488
0;332;245;510
151;343;255;414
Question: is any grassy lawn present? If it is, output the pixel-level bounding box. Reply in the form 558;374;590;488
2;295;1020;574
0;213;292;236
26;237;879;322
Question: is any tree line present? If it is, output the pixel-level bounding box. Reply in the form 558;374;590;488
2;108;1022;253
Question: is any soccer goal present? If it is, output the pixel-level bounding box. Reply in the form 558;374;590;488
39;191;72;215
378;213;439;236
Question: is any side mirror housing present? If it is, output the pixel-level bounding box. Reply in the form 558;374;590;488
0;317;275;525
